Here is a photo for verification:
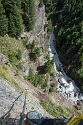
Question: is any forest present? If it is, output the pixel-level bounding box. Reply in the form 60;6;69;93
44;0;83;91
0;0;35;37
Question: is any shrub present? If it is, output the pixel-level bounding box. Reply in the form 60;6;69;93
26;41;35;51
27;68;35;84
43;59;54;74
26;43;34;50
16;62;22;70
24;68;47;88
8;50;17;63
39;0;44;7
16;49;22;60
29;48;40;61
33;47;40;59
47;19;53;33
40;101;80;118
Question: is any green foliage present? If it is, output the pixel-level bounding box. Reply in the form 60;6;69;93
0;1;8;36
8;5;23;37
16;62;22;70
8;50;17;63
37;58;55;74
0;0;37;37
1;0;23;37
40;101;81;118
0;66;21;90
16;49;22;60
78;69;83;79
8;49;22;64
22;0;35;31
0;0;36;37
33;47;41;59
27;0;35;30
26;68;35;84
26;41;40;60
39;0;44;7
34;74;47;88
44;59;54;74
45;55;50;60
47;19;53;33
0;35;24;72
26;41;35;50
22;40;28;47
24;68;47;88
8;13;16;36
38;74;47;89
49;82;55;93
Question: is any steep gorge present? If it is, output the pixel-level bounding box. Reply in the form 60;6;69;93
0;0;83;124
44;0;83;91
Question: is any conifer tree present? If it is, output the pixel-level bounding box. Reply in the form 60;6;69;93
2;0;23;37
2;0;15;17
22;0;35;31
8;5;23;37
28;0;35;30
0;0;8;36
8;13;16;36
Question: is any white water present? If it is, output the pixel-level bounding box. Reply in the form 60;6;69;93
49;33;83;102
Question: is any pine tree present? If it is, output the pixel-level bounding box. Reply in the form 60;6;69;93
2;0;23;37
8;5;23;37
0;0;8;36
15;9;23;37
22;0;35;31
28;0;35;30
2;0;15;17
8;13;16;36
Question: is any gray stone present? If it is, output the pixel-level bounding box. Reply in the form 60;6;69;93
0;53;8;65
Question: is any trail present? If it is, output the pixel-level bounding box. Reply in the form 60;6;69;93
49;33;83;102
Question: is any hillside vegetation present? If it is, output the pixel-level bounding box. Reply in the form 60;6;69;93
44;0;83;91
0;0;35;37
0;0;83;120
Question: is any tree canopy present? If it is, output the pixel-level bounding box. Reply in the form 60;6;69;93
0;0;36;37
0;0;8;36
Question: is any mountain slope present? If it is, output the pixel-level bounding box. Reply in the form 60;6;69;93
0;1;83;124
0;76;53;124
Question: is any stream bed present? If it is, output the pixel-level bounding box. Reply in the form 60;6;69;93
49;33;83;102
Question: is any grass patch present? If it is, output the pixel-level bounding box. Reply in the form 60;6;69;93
0;35;24;69
0;65;21;90
0;35;24;55
40;101;81;118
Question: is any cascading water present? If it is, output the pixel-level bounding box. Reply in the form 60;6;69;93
49;33;83;102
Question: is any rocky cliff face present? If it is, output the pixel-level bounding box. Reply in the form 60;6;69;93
0;76;53;125
21;3;49;77
0;1;53;124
